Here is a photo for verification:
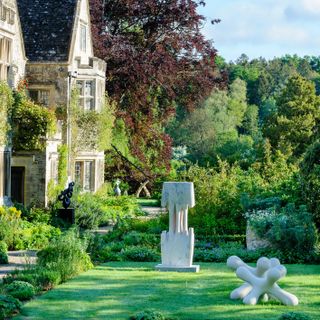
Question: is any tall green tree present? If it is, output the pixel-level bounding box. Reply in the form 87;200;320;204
263;75;320;158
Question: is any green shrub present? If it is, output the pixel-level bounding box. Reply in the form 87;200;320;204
123;231;158;247
247;203;318;263
0;206;22;249
121;246;160;262
278;312;312;320
4;280;35;300
23;206;51;224
14;221;61;250
0;294;21;319
130;310;166;320
37;228;93;282
194;243;266;263
0;240;8;264
3;267;61;291
98;245;122;262
74;192;105;229
73;193;142;230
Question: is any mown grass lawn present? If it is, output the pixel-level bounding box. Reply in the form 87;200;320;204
16;262;320;320
136;198;161;207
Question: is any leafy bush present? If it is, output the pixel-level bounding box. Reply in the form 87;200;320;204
73;192;142;230
0;206;22;249
21;206;51;224
130;310;166;320
74;193;105;229
11;90;56;150
194;242;266;263
121;246;160;262
4;281;35;300
247;203;318;263
123;231;158;247
278;312;312;320
14;221;61;250
0;294;21;319
0;240;8;264
3;267;61;291
37;228;93;282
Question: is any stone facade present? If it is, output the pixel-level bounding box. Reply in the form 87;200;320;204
10;0;107;206
0;0;26;206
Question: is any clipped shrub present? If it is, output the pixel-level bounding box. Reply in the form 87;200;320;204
37;228;93;282
278;312;312;320
0;240;8;264
4;280;35;300
130;310;166;320
0;294;21;319
121;246;160;262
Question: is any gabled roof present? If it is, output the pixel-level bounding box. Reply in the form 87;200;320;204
17;0;77;62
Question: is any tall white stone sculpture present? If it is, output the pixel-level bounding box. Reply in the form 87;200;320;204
155;182;200;272
227;256;298;306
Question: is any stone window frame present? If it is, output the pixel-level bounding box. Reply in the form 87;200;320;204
74;160;95;192
27;85;54;107
76;79;96;111
0;36;12;81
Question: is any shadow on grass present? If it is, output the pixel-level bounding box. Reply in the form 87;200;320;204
16;263;320;320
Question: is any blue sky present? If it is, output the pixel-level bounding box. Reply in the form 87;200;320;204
197;0;320;62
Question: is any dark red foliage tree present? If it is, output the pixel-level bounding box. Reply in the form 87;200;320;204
90;0;224;181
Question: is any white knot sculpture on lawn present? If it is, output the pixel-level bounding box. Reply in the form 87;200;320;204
227;256;298;306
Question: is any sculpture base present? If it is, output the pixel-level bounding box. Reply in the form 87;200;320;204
58;208;75;224
155;264;200;273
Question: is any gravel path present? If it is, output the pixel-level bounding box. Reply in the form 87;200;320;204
0;250;37;279
140;206;167;218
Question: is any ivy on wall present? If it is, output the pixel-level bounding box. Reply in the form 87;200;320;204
47;144;68;204
70;89;115;153
11;91;56;151
0;82;14;145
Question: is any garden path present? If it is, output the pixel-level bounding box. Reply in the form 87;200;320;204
140;206;167;218
0;250;37;279
0;206;166;279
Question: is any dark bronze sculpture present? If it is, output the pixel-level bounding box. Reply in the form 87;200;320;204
58;182;75;209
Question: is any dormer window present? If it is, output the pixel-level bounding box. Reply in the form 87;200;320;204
80;24;87;52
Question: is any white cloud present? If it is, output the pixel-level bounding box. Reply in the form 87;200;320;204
285;0;320;19
198;0;320;61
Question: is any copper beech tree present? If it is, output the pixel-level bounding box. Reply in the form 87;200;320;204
90;0;224;185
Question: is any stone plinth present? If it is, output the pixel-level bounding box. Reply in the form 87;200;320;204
156;182;199;273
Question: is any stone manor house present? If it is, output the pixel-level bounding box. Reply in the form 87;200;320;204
0;0;106;206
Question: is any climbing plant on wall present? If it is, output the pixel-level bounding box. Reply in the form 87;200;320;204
11;91;56;150
70;89;115;153
0;82;14;145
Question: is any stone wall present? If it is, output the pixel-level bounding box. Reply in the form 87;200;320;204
26;63;69;107
11;150;47;206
